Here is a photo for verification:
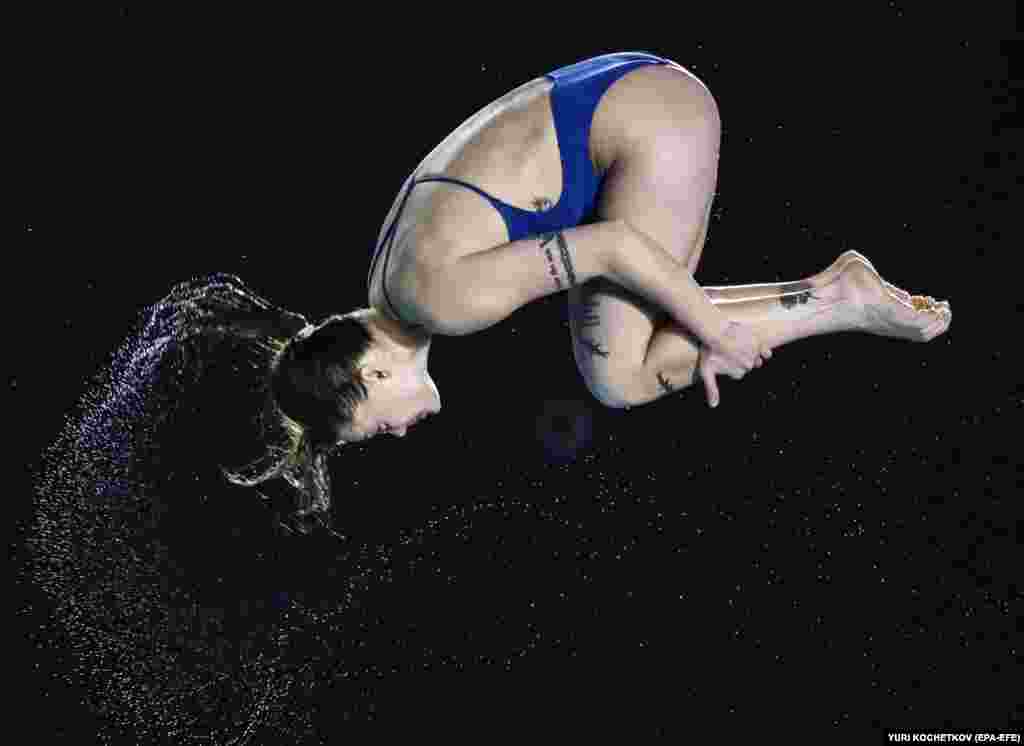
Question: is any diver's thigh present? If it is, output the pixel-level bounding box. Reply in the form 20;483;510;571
593;66;720;273
567;277;663;406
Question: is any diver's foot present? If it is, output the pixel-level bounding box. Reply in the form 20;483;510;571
837;259;952;342
819;250;917;306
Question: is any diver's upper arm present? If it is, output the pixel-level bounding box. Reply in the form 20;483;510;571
418;219;630;336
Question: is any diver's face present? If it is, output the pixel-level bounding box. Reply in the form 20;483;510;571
336;369;441;442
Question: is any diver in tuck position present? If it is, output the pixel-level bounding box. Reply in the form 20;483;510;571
220;52;949;529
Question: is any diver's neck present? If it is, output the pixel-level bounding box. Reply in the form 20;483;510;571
371;309;432;354
398;326;432;356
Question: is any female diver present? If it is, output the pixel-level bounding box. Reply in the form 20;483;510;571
224;51;949;524
342;51;949;439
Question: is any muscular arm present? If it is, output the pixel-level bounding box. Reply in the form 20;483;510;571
418;218;730;343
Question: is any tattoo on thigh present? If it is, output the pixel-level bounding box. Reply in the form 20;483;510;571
572;295;608;359
779;281;816;309
656;325;700;394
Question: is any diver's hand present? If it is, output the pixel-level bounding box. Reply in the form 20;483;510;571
699;322;772;408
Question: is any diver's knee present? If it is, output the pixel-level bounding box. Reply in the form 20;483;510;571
582;368;637;410
595;390;632;409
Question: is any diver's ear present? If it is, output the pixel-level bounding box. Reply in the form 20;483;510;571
356;366;389;385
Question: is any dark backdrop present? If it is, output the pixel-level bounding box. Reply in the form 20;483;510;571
14;6;1018;743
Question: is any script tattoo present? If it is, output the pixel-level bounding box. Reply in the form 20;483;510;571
539;230;576;292
572;295;608;359
533;196;577;291
779;281;815;309
540;233;564;291
534;197;605;357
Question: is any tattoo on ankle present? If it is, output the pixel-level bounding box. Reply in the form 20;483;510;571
779;281;815;309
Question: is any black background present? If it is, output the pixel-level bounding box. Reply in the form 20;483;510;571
14;5;1019;743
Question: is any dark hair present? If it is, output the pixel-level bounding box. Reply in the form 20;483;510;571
160;273;371;529
270;313;375;455
217;312;376;529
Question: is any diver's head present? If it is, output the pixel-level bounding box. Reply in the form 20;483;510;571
333;308;440;441
270;308;440;449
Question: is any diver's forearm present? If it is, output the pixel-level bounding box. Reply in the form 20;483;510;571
606;222;730;345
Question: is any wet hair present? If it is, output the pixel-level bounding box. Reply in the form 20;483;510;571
269;312;375;462
141;273;374;531
217;311;375;530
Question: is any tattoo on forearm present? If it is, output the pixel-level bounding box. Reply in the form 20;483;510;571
556;233;577;287
536;196;604;356
534;197;578;291
539;230;576;291
779;281;815;309
540;234;564;291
